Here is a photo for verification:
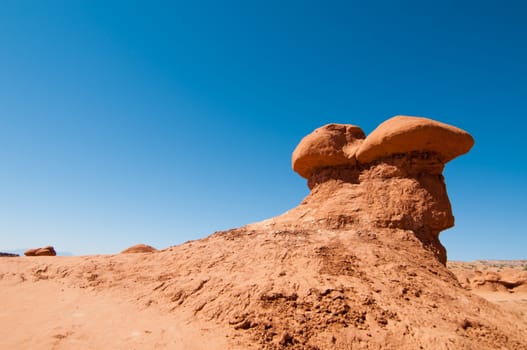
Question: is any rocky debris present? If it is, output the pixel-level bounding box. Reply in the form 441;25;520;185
24;246;56;256
0;252;19;257
120;244;158;254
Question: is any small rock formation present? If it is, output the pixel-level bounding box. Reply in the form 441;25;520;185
24;246;56;256
120;244;157;254
0;252;19;257
285;115;474;264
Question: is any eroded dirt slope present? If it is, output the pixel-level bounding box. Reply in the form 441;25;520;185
2;228;526;349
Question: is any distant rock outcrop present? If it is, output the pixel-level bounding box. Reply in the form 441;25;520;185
450;264;527;292
0;252;19;257
24;246;56;256
120;244;157;254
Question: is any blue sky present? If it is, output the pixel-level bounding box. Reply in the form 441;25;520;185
1;1;525;259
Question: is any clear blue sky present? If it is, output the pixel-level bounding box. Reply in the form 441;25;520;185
1;1;525;260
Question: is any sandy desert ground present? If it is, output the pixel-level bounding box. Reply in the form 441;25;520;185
0;254;232;350
1;245;526;349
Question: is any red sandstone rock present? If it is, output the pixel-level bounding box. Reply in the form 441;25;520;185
292;123;365;179
24;246;56;256
286;116;473;264
120;244;157;254
356;115;474;164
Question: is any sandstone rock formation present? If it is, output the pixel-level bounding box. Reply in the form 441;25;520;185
24;246;56;256
2;115;526;350
120;244;158;254
287;115;474;264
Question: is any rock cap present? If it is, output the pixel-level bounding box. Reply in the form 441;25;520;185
292;123;365;178
356;115;474;164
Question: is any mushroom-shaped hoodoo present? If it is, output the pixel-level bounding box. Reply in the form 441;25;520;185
356;115;474;164
292;123;365;179
287;115;474;265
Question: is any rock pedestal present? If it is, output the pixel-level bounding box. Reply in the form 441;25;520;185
287;115;474;264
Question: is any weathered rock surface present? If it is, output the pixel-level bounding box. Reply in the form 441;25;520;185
292;123;365;179
24;246;56;256
120;244;157;254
